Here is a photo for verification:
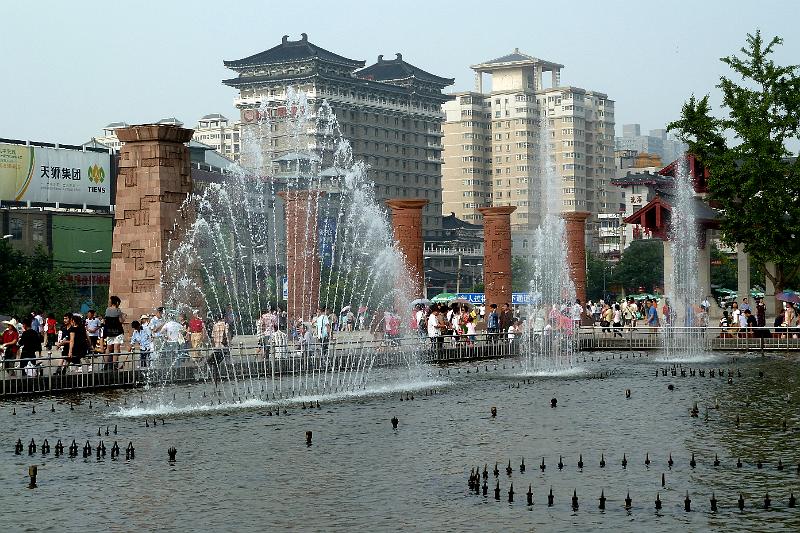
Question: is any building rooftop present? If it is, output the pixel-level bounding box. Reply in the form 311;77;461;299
199;113;229;121
104;121;129;129
156;117;184;126
471;48;564;72
357;53;454;87
611;171;673;188
223;33;365;70
442;212;483;231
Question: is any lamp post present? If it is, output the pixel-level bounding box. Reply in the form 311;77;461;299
78;249;103;305
2;234;12;240
423;256;431;299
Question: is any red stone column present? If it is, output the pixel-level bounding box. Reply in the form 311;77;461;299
385;199;428;297
478;206;516;307
110;124;194;324
562;211;590;304
279;190;325;326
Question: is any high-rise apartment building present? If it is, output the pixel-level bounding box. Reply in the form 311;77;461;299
441;49;616;243
192;114;242;159
222;33;453;235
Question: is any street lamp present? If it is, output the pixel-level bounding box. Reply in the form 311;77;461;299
2;234;12;239
78;249;103;305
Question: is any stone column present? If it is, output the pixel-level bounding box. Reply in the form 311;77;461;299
279;190;324;326
386;199;428;297
736;243;750;305
110;124;194;325
562;211;590;304
478;206;516;307
698;232;713;315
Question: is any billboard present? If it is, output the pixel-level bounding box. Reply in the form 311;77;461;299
0;143;111;206
456;293;537;306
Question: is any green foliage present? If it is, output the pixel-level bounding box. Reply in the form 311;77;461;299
511;256;532;292
668;30;800;291
0;241;77;317
710;244;737;290
586;251;614;301
610;240;664;294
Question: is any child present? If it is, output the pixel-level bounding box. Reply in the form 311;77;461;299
465;315;476;346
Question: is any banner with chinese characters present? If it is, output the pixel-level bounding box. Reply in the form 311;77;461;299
0;143;111;206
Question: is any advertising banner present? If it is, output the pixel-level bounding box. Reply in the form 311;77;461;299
456;293;535;306
0;143;111;206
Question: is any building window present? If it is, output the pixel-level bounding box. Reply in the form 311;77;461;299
9;218;22;240
32;220;44;242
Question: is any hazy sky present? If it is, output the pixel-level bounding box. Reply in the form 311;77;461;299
3;0;799;145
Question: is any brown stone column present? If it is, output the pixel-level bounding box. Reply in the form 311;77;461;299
279;190;325;326
110;125;194;324
385;199;428;297
562;211;590;304
478;206;516;307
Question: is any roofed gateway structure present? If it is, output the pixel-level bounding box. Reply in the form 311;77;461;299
222;33;454;238
620;154;765;315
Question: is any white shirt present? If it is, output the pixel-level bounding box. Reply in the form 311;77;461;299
571;303;582;321
427;314;440;337
162;320;183;343
86;317;101;337
149;315;165;336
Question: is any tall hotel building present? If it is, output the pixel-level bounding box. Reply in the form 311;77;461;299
441;49;615;244
222;34;454;236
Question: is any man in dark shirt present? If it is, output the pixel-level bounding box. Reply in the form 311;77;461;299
18;317;42;376
500;303;514;335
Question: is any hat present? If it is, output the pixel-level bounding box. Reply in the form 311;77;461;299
140;314;150;320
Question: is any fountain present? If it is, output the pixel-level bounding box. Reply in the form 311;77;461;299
126;88;436;412
520;117;578;375
660;156;707;361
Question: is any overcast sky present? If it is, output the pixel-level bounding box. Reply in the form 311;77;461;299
2;0;799;145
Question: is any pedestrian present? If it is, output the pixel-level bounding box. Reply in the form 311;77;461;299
161;314;186;365
427;306;442;355
17;316;43;376
129;319;153;368
612;303;623;337
65;314;90;374
54;314;72;373
270;324;288;360
45;313;57;349
85;309;101;353
486;304;499;340
103;296;127;370
500;303;514;335
571;299;583;329
188;310;206;361
313;306;331;357
647;299;660;328
2;320;20;376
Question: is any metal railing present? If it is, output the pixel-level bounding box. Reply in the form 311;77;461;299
0;332;519;397
576;325;800;351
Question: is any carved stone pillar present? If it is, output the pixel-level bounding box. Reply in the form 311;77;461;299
561;211;590;304
110;124;194;324
386;199;428;297
279;190;324;326
478;206;516;307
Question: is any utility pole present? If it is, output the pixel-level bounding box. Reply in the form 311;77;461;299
456;252;462;294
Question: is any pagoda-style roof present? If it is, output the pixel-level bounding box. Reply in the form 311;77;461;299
442;212;482;231
471;48;564;72
658;153;709;193
623;190;719;241
611;171;673;188
223;33;365;70
357;53;454;88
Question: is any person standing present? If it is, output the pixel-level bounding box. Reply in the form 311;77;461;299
161;315;186;365
2;320;20;376
130;317;153;368
647;299;659;328
18;317;43;376
188;310;206;362
85;309;101;353
45;313;58;349
571;299;583;329
427;306;442;355
66;314;90;373
313;306;331;357
270;324;288;360
486;304;500;340
103;296;126;370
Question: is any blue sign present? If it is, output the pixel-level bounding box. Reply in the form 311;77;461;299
318;217;336;269
456;293;533;305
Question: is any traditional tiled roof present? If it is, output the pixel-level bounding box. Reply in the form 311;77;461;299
610;171;673;188
200;113;228;121
442;212;482;231
357;54;454;87
472;48;564;70
223;33;364;70
156;117;184;126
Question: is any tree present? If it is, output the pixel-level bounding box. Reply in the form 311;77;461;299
610;240;664;294
668;31;800;293
585;251;614;301
511;256;532;292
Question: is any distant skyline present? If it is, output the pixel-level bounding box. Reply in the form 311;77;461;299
3;0;800;147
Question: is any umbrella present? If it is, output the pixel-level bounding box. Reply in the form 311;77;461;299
451;298;473;307
431;292;457;303
410;298;431;307
340;305;351;313
776;290;800;304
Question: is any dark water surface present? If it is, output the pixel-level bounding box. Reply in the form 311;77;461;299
1;352;799;532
